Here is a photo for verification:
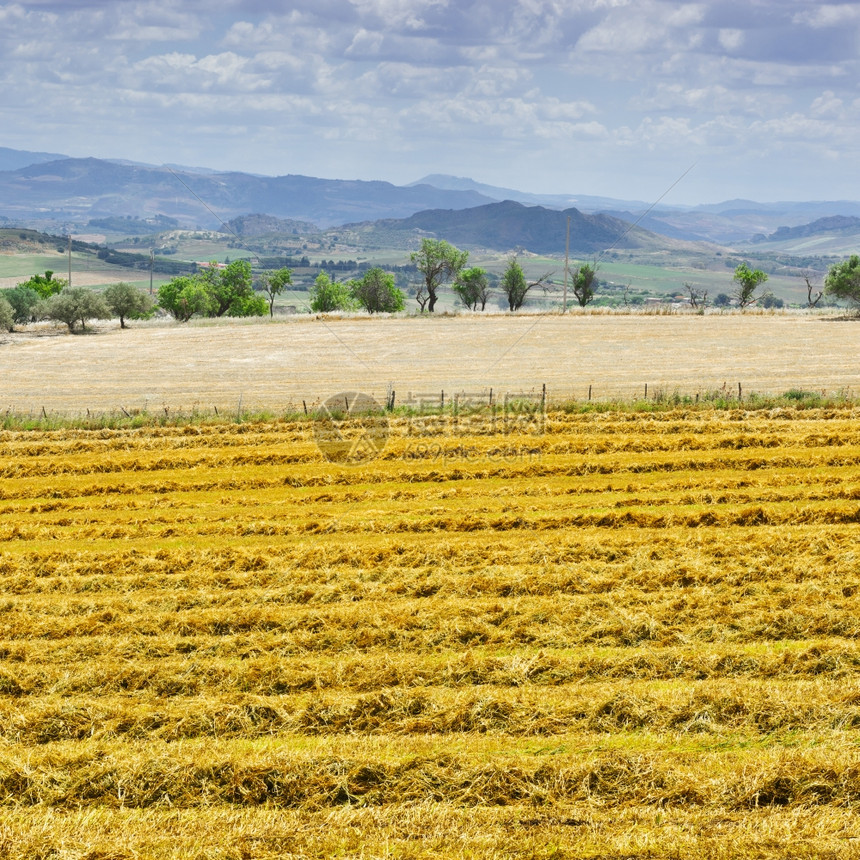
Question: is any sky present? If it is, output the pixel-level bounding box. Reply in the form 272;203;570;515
2;0;860;204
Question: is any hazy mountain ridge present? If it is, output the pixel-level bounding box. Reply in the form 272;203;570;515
1;148;860;250
0;157;495;228
346;199;678;256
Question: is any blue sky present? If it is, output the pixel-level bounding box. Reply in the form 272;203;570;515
2;0;860;203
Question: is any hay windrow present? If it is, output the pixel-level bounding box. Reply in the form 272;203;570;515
1;406;859;857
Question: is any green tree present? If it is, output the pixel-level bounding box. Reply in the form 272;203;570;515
309;272;355;313
0;294;13;333
350;268;405;314
500;258;528;311
158;276;217;322
732;262;768;309
825;255;860;307
410;239;468;313
41;287;110;332
572;263;598;308
199;260;265;317
452;267;491;311
3;286;40;325
104;282;154;329
259;267;292;317
17;270;66;300
499;259;552;311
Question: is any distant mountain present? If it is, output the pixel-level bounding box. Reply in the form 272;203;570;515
0;157;496;228
756;215;860;242
739;215;860;256
0;145;68;172
411;174;654;213
349;199;676;255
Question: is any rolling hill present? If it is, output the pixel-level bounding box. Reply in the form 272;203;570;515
0;157;495;228
344;199;691;256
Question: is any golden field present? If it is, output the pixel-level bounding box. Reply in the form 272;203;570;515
0;404;859;858
1;313;859;413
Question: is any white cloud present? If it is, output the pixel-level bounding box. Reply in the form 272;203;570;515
792;4;860;28
717;28;743;51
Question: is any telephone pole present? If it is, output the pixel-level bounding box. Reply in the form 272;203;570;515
67;234;72;289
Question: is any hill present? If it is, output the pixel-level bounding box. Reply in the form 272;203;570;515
0;157;495;228
0;145;68;172
740;215;860;255
348;199;685;255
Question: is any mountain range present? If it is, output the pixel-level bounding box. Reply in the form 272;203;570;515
2;147;860;253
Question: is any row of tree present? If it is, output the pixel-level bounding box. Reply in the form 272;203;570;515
4;248;860;334
0;272;156;333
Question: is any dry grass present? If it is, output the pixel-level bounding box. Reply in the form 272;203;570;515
1;407;859;857
1;314;859;413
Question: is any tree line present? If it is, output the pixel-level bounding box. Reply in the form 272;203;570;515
3;244;860;334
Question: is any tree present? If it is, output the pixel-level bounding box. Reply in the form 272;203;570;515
350;268;405;314
410;239;468;313
801;269;824;308
572;263;597;308
825;255;860;307
452;267;491;311
309;272;355;312
499;259;552;311
3;285;40;325
158;276;217;322
40;287;110;332
713;293;732;307
199;260;266;317
500;258;528;311
0;294;13;333
732;262;768;309
685;282;708;310
259;267;292;317
17;270;66;300
104;282;154;328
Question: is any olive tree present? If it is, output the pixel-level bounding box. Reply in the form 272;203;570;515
41;287;111;332
825;255;860;308
104;282;154;328
410;239;468;313
3;285;40;325
0;294;13;332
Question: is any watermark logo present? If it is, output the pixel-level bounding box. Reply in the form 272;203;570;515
313;391;390;465
311;388;545;465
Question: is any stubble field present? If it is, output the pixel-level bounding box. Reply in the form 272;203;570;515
1;314;859;414
1;402;859;858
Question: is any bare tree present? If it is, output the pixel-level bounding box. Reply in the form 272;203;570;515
801;269;824;308
685;282;708;310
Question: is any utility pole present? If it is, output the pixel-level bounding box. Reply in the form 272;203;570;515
150;249;154;295
67;234;72;289
563;216;570;313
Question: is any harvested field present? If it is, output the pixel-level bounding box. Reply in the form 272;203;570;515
1;314;859;413
1;406;859;857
